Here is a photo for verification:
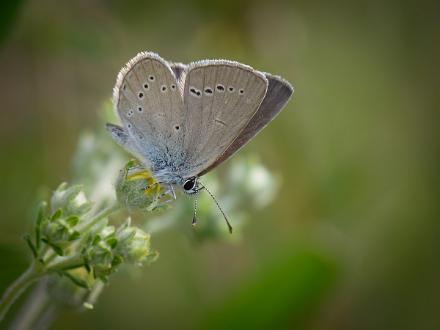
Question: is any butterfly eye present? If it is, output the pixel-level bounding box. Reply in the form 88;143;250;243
183;178;197;193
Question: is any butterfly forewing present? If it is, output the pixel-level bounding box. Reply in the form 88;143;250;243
180;61;268;178
113;52;185;170
199;74;293;176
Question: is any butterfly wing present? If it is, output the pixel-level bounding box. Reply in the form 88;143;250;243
178;60;268;178
109;52;185;174
198;73;293;176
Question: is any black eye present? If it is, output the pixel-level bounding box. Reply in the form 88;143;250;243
183;178;195;191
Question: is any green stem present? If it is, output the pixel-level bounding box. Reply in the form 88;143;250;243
78;204;120;234
45;255;85;272
0;204;121;323
0;262;43;322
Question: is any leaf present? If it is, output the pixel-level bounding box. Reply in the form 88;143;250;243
106;237;118;249
23;234;38;258
98;274;109;283
68;231;81;241
111;255;123;268
42;239;64;256
84;258;91;273
92;235;101;246
66;215;79;227
51;208;63;221
62;271;90;289
35;201;47;251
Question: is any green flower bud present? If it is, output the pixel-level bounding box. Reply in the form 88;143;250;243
82;219;157;280
115;219;158;265
36;183;93;255
115;160;172;212
51;182;92;217
82;228;115;279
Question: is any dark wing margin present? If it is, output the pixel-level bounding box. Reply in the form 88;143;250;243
198;73;293;176
170;62;187;82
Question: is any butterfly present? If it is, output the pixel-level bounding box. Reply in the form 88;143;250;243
106;52;293;232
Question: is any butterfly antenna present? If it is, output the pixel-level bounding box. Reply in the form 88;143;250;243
198;182;233;234
192;198;198;227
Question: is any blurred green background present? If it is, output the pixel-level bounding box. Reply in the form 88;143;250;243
0;0;439;329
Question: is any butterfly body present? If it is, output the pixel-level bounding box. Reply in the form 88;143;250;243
107;52;293;194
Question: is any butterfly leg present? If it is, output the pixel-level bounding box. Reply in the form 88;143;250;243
157;184;176;201
150;184;176;206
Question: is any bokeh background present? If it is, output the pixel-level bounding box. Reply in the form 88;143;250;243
0;0;439;329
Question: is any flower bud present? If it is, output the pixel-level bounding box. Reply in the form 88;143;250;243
115;220;158;265
51;183;92;217
115;160;172;212
82;219;158;280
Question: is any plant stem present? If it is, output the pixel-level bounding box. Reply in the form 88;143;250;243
78;204;120;234
45;255;85;272
0;262;43;322
9;279;51;330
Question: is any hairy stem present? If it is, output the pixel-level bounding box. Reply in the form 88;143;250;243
45;255;85;272
78;204;121;234
0;262;43;322
9;279;51;330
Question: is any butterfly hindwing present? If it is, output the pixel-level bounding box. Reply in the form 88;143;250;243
112;52;185;171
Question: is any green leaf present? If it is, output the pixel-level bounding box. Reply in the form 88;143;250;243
98;275;109;283
35;201;47;251
66;215;79;227
111;255;123;267
42;239;64;256
68;231;81;241
106;237;118;249
62;271;90;289
84;258;91;273
23;234;38;258
51;208;63;221
92;235;101;246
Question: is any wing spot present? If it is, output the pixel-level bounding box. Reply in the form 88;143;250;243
204;87;213;95
161;85;167;92
122;84;127;91
127;123;132;128
174;125;180;130
149;75;155;81
216;84;225;92
127;109;134;117
239;89;245;95
170;84;176;90
190;87;202;98
138;92;144;99
143;83;149;90
138;106;143;112
228;86;234;92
